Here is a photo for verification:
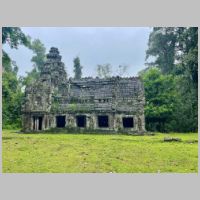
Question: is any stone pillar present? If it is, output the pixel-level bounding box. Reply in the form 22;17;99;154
47;115;51;129
53;115;56;128
109;113;114;130
65;114;69;128
31;116;34;131
42;116;45;130
22;114;32;132
87;114;94;129
134;116;138;131
141;114;146;132
67;114;76;128
138;114;145;132
92;114;97;130
36;118;39;130
114;114;123;131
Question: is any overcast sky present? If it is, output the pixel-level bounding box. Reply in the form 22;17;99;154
3;27;152;77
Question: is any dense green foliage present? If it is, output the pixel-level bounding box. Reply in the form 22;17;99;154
73;56;83;79
3;130;198;173
141;68;176;132
22;39;46;86
2;27;46;128
141;27;198;132
2;27;31;128
2;71;23;128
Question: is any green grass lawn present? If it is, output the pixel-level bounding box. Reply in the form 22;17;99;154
2;130;198;173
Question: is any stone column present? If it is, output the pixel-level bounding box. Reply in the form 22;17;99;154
42;116;45;130
31;116;34;131
114;114;122;131
134;116;138;131
137;115;145;132
109;113;114;130
36;118;39;130
65;114;69;128
67;114;76;128
92;114;97;130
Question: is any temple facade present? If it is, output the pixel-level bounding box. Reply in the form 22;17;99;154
22;47;146;133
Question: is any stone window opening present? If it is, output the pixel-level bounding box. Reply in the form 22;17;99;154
123;117;134;128
56;116;66;128
98;99;109;103
76;115;86;128
98;115;109;128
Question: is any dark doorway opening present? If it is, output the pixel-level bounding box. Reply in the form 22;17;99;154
123;117;134;128
56;116;66;128
76;115;86;127
33;116;43;130
38;117;43;130
98;115;109;127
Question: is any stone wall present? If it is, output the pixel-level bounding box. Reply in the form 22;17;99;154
22;47;146;133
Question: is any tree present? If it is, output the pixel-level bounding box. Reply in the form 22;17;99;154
145;27;176;74
146;27;198;82
2;70;23;128
114;65;128;76
2;27;31;71
173;28;198;132
97;64;128;78
2;27;31;128
144;27;198;132
30;39;46;72
97;64;112;78
21;68;40;87
22;39;46;86
73;57;83;79
171;76;198;132
140;67;176;132
175;27;198;87
2;27;31;48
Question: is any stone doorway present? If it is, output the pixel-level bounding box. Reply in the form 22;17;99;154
33;116;43;130
76;115;86;127
98;115;109;127
122;117;134;128
56;116;66;128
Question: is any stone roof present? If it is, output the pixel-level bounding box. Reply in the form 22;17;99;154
22;47;145;115
68;76;143;99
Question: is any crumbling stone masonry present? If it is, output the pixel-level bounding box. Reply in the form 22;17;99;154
22;47;146;133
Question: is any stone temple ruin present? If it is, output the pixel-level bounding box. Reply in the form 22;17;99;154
22;47;146;133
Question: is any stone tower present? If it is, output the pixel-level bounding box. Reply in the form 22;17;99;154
21;47;67;131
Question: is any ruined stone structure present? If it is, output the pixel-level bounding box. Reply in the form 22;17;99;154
22;47;146;133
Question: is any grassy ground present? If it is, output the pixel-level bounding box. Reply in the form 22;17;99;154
2;130;198;173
